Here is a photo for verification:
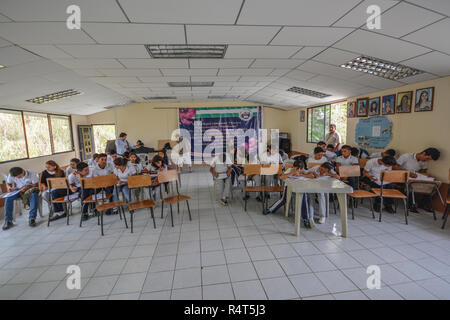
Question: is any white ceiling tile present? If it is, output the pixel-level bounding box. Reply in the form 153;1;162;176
160;68;218;76
189;59;253;68
218;68;273;76
91;76;141;83
251;59;304;68
186;25;280;45
313;47;360;66
138;76;190;82
72;69;106;77
333;0;400;27
403;18;450;54
401;51;450;76
0;38;12;48
53;58;124;69
0;60;68;82
21;45;74;59
297;60;360;80
120;83;153;88
349;74;404;90
290;47;326;59
0;13;12;22
269;69;291;76
271;27;354;46
238;0;361;26
361;2;444;38
56;45;149;58
333;29;431;62
119;0;243;24
407;0;450;16
0;0;127;22
284;69;317;81
83;23;185;44
190;76;240;82
98;69;162;76
238;76;279;82
0;45;41;67
225;45;302;58
395;72;438;84
119;59;188;68
0;22;95;44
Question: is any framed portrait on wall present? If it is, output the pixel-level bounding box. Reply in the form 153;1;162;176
300;110;305;122
347;101;356;118
382;94;396;115
357;98;368;117
368;97;380;116
396;91;412;113
414;87;434;112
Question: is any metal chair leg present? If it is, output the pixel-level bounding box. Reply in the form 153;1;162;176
121;206;128;228
161;200;164;218
186;200;192;221
442;205;448;229
177;202;179;214
351;197;354;220
100;211;104;236
379;198;383;222
130;211;134;233
150;207;156;229
369;198;375;219
67;203;70;225
403;199;408;225
169;204;174;227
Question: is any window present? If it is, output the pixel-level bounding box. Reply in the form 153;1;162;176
0;110;28;162
93;125;116;153
307;102;347;144
24;112;52;157
0;109;74;163
50;115;72;153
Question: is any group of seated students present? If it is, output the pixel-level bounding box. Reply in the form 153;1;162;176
208;141;441;227
2;148;174;231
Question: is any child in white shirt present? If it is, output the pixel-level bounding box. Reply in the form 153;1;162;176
308;147;328;166
210;153;232;206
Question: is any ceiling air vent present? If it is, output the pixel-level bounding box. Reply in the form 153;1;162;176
168;81;214;87
26;89;82;104
286;87;331;98
145;44;227;59
340;55;423;80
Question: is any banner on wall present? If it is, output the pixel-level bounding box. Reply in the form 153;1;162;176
178;106;262;161
355;116;392;149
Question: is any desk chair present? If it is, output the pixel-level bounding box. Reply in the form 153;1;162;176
159;170;191;227
127;175;156;232
371;170;409;224
441;169;450;229
81;174;128;235
47;177;79;226
339;165;376;220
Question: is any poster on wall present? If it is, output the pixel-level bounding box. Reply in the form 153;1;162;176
178;106;262;161
355;116;392;149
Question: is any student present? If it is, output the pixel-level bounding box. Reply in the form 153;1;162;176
113;157;135;204
279;149;289;162
133;140;154;154
158;149;173;169
3;167;40;230
150;154;167;172
65;158;80;176
351;147;370;159
396;148;440;177
335;145;359;190
128;152;143;174
174;135;192;173
306;162;340;224
308;147;328;166
68;162;92;221
370;149;396;159
261;145;284;187
210;153;232;206
115;132;130;156
263;159;314;221
107;151;118;166
325;144;337;162
92;153;115;177
87;153;99;167
362;156;397;213
40;160;66;222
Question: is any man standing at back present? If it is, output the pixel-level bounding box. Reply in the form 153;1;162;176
325;124;342;152
115;132;130;156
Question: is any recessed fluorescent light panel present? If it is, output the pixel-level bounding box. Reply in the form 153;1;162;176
340;56;423;80
26;89;82;104
0;65;4;69
286;87;331;98
145;45;227;59
142;96;177;100
168;81;214;88
208;95;240;100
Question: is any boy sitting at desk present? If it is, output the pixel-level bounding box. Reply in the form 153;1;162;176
3;167;40;230
336;145;359;189
210;153;232;206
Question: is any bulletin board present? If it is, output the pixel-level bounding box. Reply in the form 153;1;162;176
355;116;392;149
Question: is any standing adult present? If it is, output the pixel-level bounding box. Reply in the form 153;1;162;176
115;132;130;156
325;124;341;151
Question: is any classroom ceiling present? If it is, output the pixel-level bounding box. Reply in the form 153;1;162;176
0;0;449;114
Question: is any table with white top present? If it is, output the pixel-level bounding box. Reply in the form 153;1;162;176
284;177;353;237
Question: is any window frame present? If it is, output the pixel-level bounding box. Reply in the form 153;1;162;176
306;100;347;144
0;108;74;164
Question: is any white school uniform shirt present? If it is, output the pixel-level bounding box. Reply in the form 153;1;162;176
127;161;143;174
397;153;427;173
370;151;382;159
87;158;97;167
307;156;328;165
107;155;115;166
325;150;337;162
91;163;115;177
261;152;284;165
114;166;136;183
336;155;359;166
210;155;231;179
7;170;39;189
364;158;392;185
307;165;336;175
65;166;76;176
